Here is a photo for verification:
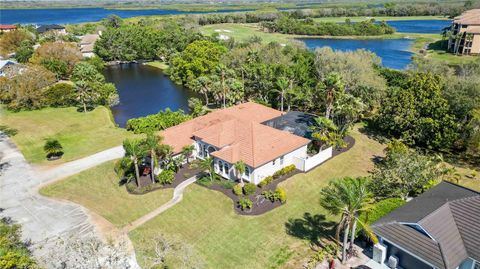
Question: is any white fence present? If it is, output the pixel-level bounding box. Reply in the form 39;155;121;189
293;147;333;172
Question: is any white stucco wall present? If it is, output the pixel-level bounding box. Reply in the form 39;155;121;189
250;145;308;185
303;147;332;171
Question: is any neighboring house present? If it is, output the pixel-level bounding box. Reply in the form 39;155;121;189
447;9;480;55
371;181;480;269
0;24;16;33
36;24;66;35
161;102;333;184
0;60;17;77
79;34;99;58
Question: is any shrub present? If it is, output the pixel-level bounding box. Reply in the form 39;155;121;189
233;184;243;196
273;164;297;179
243;183;257;195
221;180;235;189
358;198;405;235
158;170;175;184
44;82;77;107
258;176;273;188
262;190;278;202
126;108;191;134
238;198;252;211
275;187;287;203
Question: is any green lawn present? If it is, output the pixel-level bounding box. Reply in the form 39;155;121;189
313;15;449;23
40;160;173;227
145;61;169;70
0;106;133;164
201;23;296;44
129;127;385;269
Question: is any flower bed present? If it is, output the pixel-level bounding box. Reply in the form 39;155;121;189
125;163;201;195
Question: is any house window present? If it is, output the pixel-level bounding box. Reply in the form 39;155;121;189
223;163;229;175
280;156;284;165
272;159;276;165
245;167;250;177
218;161;224;173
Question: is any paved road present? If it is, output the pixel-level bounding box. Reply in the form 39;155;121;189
124;176;197;232
0;134;95;256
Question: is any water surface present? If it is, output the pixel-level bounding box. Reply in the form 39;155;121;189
387;19;451;34
300;38;414;69
104;63;195;127
0;7;254;25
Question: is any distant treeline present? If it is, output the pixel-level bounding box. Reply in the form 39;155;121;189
260;16;395;36
196;2;467;26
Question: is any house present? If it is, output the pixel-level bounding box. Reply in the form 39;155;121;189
79;34;99;58
0;60;17;77
0;24;16;33
370;181;480;269
447;9;480;55
36;24;66;35
161;102;333;184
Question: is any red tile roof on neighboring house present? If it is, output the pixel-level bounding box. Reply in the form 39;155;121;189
0;25;16;30
161;102;310;168
453;9;480;25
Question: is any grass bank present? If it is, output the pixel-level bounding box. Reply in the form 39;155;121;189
0;106;133;164
40;160;173;227
144;61;169;70
313;15;449;23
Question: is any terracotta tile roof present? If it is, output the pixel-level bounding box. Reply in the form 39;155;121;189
453;9;480;25
161;102;310;168
0;25;16;30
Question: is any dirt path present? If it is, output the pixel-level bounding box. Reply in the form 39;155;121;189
123;176;197;232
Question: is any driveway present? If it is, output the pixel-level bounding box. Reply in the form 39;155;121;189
0;135;138;268
0;134;95;255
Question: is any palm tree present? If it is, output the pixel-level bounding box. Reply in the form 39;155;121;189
319;177;375;263
275;77;289;112
193;157;215;181
122;138;145;187
189;76;213;106
318;73;344;120
75;80;99;113
44;139;63;158
234;160;246;186
145;133;162;183
182;144;195;164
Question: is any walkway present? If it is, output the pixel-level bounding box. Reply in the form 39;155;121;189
35;145;124;184
124;176;198;232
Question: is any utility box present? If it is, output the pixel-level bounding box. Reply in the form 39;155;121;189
373;243;387;265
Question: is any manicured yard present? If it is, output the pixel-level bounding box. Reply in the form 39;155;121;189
201;23;296;44
0;106;133;164
40;160;173;227
128;127;385;268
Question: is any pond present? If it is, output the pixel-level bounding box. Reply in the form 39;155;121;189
104;63;195;128
387;19;451;34
299;38;414;69
0;7;254;25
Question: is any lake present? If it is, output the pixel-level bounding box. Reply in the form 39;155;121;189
387;19;451;34
104;63;195;127
0;7;254;25
299;38;414;69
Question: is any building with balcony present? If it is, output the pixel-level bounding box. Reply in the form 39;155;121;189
447;9;480;55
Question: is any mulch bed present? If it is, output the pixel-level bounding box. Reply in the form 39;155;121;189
126;163;202;195
196;135;356;215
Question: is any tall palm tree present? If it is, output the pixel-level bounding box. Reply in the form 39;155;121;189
193;157;215;181
122;138;145;187
145;133;163;183
234;160;246;186
182;144;195;164
319;177;375;263
318;73;344;120
275;77;289;112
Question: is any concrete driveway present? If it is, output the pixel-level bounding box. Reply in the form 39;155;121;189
0;134;95;257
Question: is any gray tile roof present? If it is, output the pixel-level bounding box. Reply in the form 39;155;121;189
372;181;480;269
